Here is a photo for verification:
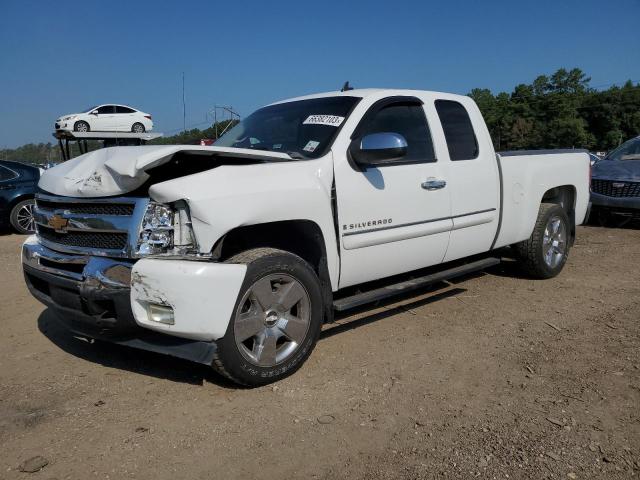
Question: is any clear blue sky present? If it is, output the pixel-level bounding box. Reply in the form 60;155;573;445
1;0;639;148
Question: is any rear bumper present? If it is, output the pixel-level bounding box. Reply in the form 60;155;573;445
21;237;245;364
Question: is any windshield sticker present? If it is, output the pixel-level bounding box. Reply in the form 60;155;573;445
303;115;345;127
303;140;320;153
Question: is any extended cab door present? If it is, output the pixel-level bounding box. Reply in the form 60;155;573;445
334;96;452;288
433;98;500;261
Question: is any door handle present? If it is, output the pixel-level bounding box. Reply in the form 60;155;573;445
421;178;446;190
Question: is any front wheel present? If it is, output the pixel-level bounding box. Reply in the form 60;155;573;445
212;248;323;386
74;121;90;132
514;203;570;279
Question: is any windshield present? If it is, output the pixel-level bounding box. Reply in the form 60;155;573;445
216;96;360;159
604;137;640;161
82;105;98;113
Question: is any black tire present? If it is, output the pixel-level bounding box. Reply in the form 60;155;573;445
74;121;90;132
10;198;36;234
131;122;145;133
514;203;571;279
212;248;323;387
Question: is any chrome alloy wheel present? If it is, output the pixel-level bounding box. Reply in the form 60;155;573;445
233;273;311;367
77;122;88;132
16;202;35;232
543;215;566;268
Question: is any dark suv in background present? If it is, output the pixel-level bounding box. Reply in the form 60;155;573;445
590;136;640;227
0;160;40;234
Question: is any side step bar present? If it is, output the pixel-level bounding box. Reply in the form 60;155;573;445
333;257;500;312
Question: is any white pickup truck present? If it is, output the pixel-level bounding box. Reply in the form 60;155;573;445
23;89;590;386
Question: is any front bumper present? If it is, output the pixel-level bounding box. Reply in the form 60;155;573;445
590;192;640;211
22;237;246;364
54;121;73;131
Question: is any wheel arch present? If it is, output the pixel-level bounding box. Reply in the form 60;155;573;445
540;184;577;244
131;122;145;132
74;119;90;131
7;192;35;211
212;219;335;323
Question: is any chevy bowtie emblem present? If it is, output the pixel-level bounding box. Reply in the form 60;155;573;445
48;214;69;232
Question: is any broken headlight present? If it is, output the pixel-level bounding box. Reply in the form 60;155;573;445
137;202;174;255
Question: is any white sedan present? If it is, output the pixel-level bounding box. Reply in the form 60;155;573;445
55;104;154;133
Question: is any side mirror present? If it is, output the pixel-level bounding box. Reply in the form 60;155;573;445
91;110;99;115
350;132;408;166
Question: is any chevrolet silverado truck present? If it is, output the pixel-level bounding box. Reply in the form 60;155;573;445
22;89;590;386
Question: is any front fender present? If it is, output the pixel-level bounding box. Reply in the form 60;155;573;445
148;155;340;288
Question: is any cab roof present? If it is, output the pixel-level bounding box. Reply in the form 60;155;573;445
270;88;470;105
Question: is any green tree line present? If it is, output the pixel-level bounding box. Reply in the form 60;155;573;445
1;68;638;165
148;119;238;145
469;68;640;151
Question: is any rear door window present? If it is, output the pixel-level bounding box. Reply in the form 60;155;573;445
0;165;18;181
115;106;135;114
435;100;479;161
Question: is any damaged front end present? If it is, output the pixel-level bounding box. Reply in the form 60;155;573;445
22;190;245;364
22;144;297;362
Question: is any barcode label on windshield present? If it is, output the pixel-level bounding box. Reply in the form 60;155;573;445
303;115;345;127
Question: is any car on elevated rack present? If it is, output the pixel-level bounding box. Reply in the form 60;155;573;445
54;104;153;134
0;160;40;234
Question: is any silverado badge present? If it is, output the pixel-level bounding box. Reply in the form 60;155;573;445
47;214;69;233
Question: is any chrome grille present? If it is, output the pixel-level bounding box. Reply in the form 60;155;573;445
591;179;640;198
37;226;129;250
34;194;149;257
36;199;135;216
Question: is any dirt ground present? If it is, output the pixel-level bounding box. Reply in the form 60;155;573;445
1;225;639;479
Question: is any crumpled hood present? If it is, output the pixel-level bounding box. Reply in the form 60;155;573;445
592;160;640;182
38;145;292;197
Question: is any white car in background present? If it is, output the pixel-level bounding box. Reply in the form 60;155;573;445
55;104;153;133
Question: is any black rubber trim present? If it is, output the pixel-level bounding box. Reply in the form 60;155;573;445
490;153;504;250
499;149;588;157
342;208;497;237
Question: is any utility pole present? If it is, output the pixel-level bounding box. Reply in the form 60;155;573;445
182;72;186;133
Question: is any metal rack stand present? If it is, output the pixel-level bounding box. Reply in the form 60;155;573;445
53;131;164;161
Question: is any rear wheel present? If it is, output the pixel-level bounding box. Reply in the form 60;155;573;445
212;248;323;386
514;203;570;279
74;121;90;132
131;122;145;133
10;199;36;234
